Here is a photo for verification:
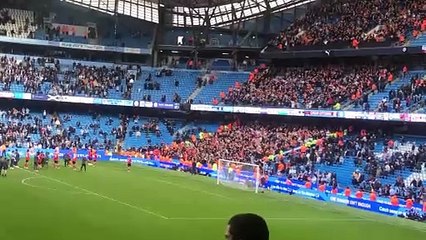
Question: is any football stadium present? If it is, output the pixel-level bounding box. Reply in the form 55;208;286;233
0;0;425;239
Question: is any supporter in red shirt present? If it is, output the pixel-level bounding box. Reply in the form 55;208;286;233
305;181;312;189
405;198;413;209
344;187;351;197
352;39;359;49
355;189;363;199
390;195;399;206
369;190;377;201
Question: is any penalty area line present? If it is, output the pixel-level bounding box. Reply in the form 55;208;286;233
19;169;169;220
21;176;94;195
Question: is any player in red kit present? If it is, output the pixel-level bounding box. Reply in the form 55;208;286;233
37;152;43;171
72;153;77;170
127;156;132;172
88;148;93;163
53;151;60;169
71;147;77;170
92;148;97;166
24;149;30;169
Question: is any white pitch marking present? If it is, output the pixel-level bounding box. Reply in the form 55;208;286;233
154;178;233;200
168;217;366;222
22;177;58;191
21;176;91;195
19;169;169;220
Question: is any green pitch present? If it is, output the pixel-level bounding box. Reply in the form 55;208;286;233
0;162;424;240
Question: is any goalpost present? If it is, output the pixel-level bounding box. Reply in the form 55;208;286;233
217;159;261;193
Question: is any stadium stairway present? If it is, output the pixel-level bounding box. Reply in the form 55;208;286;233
316;159;358;187
122;118;185;148
132;69;200;103
187;85;205;102
409;32;426;47
348;73;414;112
193;72;249;104
57;113;118;147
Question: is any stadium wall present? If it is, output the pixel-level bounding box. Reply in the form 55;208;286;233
11;147;424;218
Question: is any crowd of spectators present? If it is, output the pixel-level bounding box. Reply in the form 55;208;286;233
0;55;146;100
378;73;426;112
54;64;127;98
0;56;58;93
221;65;393;109
153;120;425;203
0;108;174;153
270;0;426;50
143;120;344;188
128;117;161;138
322;128;426;203
168;121;332;164
0;108;128;151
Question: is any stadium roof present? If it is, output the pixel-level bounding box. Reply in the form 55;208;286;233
63;0;314;26
170;0;314;27
161;0;244;8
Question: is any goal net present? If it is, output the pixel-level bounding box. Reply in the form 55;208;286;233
217;159;260;193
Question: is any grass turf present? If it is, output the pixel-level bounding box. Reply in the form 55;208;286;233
0;161;425;240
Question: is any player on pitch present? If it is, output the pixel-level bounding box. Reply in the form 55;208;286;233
91;148;97;166
127;155;132;172
0;156;8;177
71;148;77;170
53;149;60;169
80;157;88;172
33;151;39;172
37;152;43;171
24;149;30;169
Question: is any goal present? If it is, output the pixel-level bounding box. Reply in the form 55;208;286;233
217;159;261;193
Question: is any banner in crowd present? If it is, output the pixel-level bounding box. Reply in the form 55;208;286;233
0;91;32;100
1;89;426;122
51;23;89;38
28;93;180;110
191;104;426;123
0;36;150;55
10;146;424;217
0;90;181;110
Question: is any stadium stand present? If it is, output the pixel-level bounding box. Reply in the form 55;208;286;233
0;3;154;49
193;71;249;104
0;54;208;103
269;0;425;50
158;120;425;203
131;68;201;103
348;69;425;112
1;1;426;239
410;32;426;46
0;8;36;39
317;134;426;202
2;53;424;115
1;103;424;205
216;64;397;109
0;107;182;151
375;71;426;112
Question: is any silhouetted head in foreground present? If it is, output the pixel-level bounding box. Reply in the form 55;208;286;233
225;213;269;240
